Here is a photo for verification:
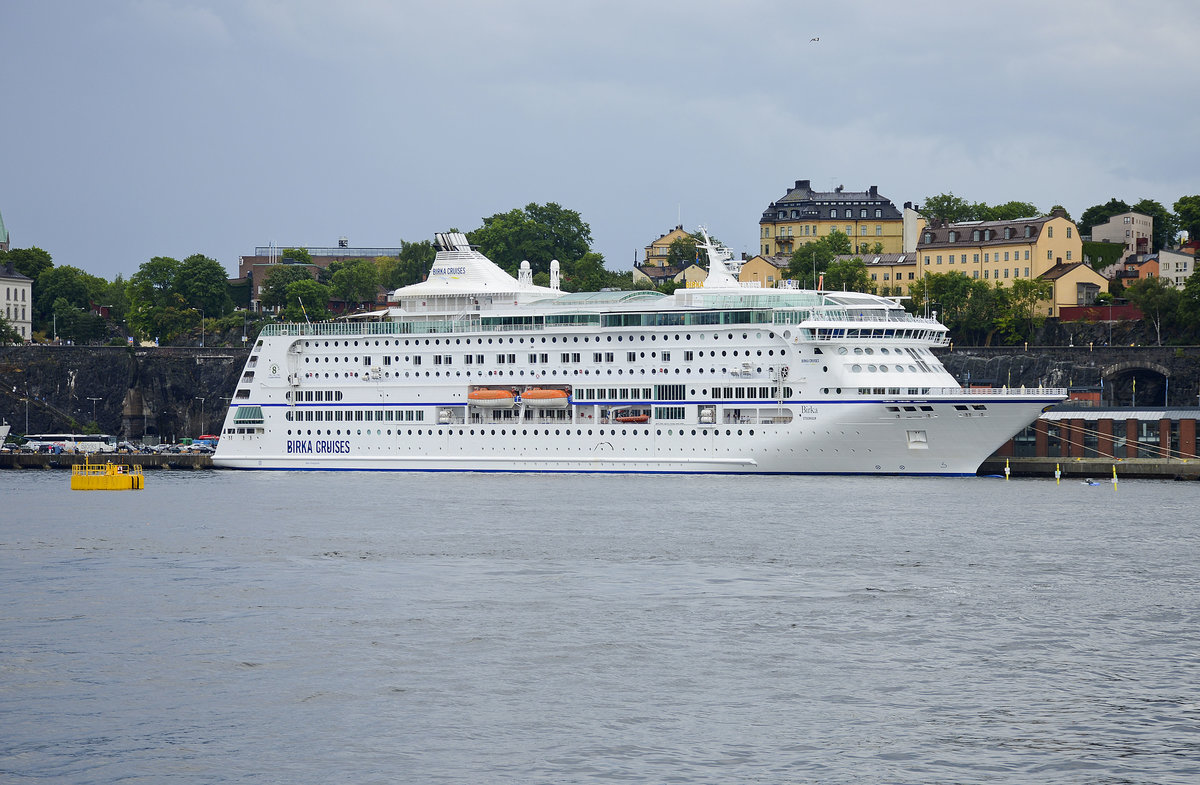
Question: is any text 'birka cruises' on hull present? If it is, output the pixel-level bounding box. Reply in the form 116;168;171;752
214;229;1063;474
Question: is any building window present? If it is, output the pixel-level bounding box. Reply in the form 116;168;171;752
845;210;852;218
876;225;882;236
875;209;882;218
973;253;979;262
924;232;932;244
1066;251;1072;260
1047;227;1053;238
973;230;981;241
830;209;836;218
936;255;942;265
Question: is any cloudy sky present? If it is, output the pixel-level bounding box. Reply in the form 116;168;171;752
3;0;1197;281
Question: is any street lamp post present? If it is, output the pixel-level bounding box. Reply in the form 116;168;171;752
87;396;102;426
195;396;206;436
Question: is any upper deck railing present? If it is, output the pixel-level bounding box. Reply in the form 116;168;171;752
257;306;948;339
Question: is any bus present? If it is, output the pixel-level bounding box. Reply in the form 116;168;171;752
21;434;117;454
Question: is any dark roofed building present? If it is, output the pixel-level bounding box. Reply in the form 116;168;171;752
759;179;914;256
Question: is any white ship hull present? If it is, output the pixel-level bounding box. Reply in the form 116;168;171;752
214;230;1063;475
214;396;1052;475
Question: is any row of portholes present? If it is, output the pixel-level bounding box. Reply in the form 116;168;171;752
284;428;759;438
296;367;766;380
849;364;919;373
302;349;778;364
302;332;777;348
839;346;909;356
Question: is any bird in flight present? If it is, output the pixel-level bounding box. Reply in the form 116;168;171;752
810;37;819;42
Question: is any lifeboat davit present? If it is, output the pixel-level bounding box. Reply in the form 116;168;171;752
521;388;570;408
468;389;516;408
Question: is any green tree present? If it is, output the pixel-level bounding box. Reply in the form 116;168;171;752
281;247;313;265
1174;195;1200;242
373;242;436;291
907;273;1013;346
177;254;234;317
823;258;871;292
1125;276;1182;345
127;256;185;341
51;296;106;344
468;202;592;276
259;264;315;309
979;201;1040;221
1006;277;1054;341
100;275;130;324
34;265;92;328
330;259;379;309
0;247;54;281
282;279;332;322
1078;198;1131;235
921;193;976;223
0;313;22;344
785;232;851;287
665;236;699;269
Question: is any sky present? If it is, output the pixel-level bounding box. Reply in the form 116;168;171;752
3;0;1198;281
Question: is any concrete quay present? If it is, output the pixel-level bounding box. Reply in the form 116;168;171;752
978;456;1200;480
0;453;213;471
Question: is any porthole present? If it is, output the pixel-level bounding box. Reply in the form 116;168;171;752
854;347;864;355
852;364;862;372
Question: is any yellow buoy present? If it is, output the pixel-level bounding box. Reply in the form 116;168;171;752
70;458;145;491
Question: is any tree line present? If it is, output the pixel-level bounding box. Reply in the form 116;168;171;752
3;193;1197;347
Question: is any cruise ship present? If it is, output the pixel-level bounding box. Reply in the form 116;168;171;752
213;230;1063;474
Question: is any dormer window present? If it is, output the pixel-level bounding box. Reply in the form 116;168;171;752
830;209;837;218
948;231;957;242
845;209;852;218
923;232;933;244
973;230;981;242
1004;227;1013;240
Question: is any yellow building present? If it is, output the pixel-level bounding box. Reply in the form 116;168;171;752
916;209;1103;316
917;209;1082;282
859;253;920;296
1039;262;1109;317
633;225;707;287
759;179;914;256
738;255;790;288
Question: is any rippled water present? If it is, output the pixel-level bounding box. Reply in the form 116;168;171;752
2;470;1199;783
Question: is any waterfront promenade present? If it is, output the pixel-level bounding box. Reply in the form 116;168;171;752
0;453;212;470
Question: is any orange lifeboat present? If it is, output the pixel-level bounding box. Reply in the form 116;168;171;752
521;388;570;408
614;414;649;423
468;389;516;408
